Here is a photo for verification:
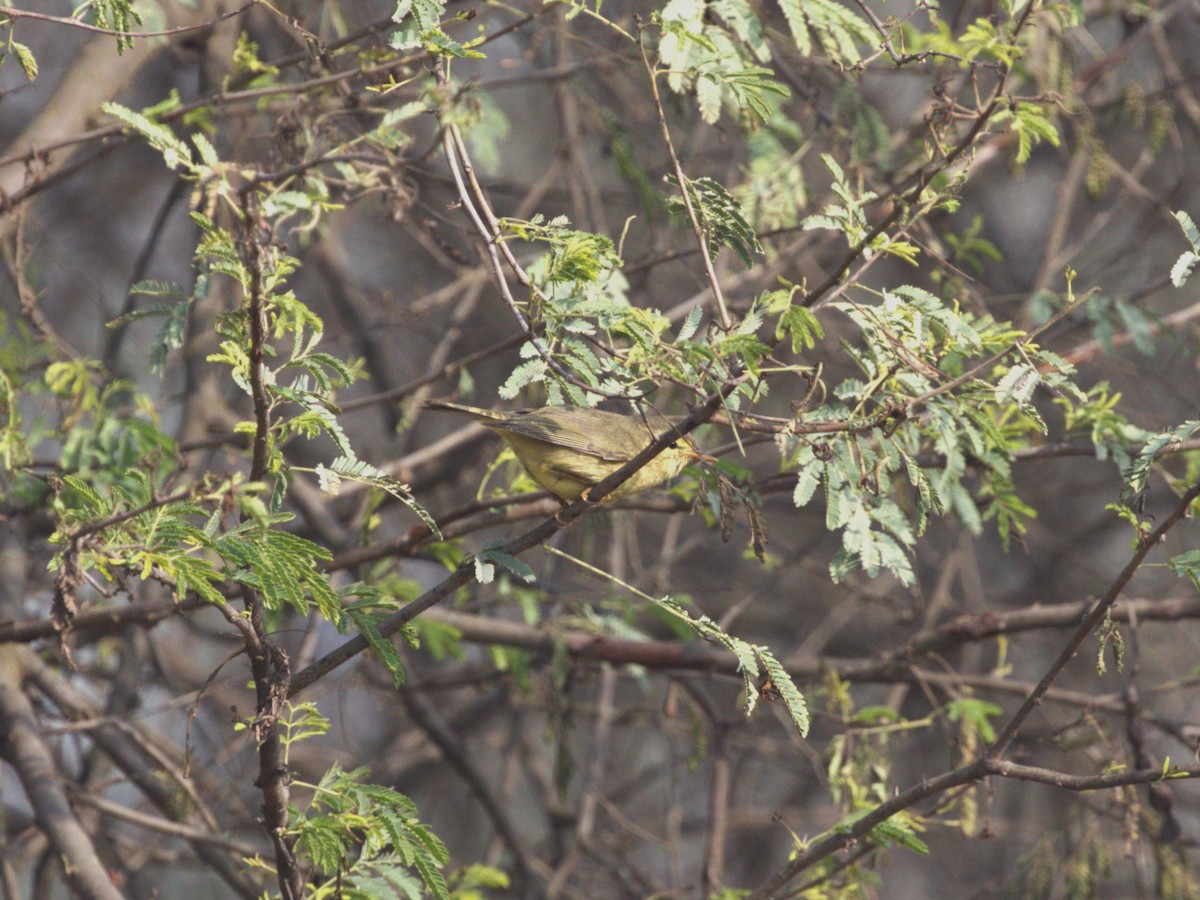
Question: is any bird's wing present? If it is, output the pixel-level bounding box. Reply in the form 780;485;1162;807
491;408;637;462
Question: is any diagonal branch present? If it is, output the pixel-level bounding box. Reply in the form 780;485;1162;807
752;483;1200;898
0;648;124;900
987;483;1200;757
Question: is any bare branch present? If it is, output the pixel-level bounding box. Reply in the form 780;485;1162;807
0;648;123;900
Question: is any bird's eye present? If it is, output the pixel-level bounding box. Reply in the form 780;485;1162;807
670;440;681;448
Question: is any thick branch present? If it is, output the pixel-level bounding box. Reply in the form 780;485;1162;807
236;195;301;900
0;648;124;900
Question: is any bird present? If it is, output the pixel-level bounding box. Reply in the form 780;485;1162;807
424;400;703;503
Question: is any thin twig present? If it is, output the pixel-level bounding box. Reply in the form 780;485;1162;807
67;790;259;856
637;27;731;330
436;64;641;401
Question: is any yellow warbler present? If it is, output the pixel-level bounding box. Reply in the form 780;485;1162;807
425;401;700;502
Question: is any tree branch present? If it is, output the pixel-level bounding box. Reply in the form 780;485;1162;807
0;648;123;900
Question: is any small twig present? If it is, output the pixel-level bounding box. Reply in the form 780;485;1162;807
1;211;79;357
67;790;259;856
400;681;541;891
846;0;966;66
103;178;189;366
753;753;1200;899
803;0;1039;311
185;647;246;778
983;759;1200;792
904;286;1098;412
338;330;527;414
0;10;544;200
547;663;620;893
750;483;1200;897
1052;288;1195;370
703;728;731;895
25;650;260;897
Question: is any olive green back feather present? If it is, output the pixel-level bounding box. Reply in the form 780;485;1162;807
487;407;656;462
424;400;693;502
425;402;674;461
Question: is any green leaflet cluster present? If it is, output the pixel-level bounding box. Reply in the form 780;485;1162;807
784;283;1089;582
655;0;869;124
297;765;451;899
657;596;810;737
52;471;341;621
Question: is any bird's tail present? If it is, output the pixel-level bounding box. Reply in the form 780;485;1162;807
423;399;506;422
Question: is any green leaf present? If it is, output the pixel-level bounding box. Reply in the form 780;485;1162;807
1004;103;1061;165
706;65;791;125
1166;550;1200;592
394;0;446;33
1171;210;1200;286
89;0;144;52
756;647;810;736
666;175;763;267
102;102;194;172
498;357;547;400
834;810;929;855
478;544;537;584
346;609;407;688
298;764;448;896
777;0;874;61
793;464;821;507
1173;210;1200;250
778;304;825;352
676;305;704;342
474;556;495;585
12;41;38;81
993;363;1039;408
946;697;1003;742
1125;420;1200;499
314;457;441;540
1170;250;1199;288
870;818;930;854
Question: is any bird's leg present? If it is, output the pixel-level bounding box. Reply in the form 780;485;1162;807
579;485;603;505
556;488;598;525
